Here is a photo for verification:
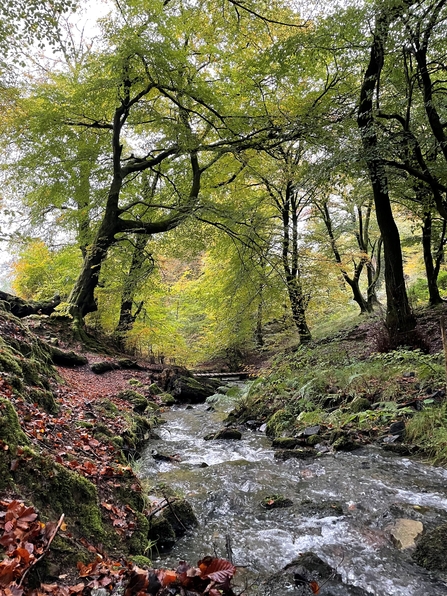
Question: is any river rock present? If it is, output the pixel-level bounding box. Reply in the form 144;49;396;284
272;437;300;449
274;448;315;461
204;428;242;440
389;518;423;549
258;552;370;596
413;523;447;570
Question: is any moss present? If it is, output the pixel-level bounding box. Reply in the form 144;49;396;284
0;397;29;451
92;423;113;436
349;397;371;413
13;450;105;544
77;420;94;429
116;389;146;403
307;434;321;446
27;387;59;414
159;392;175;405
128;511;150;554
0;349;23;376
271;437;299;449
129;379;143;387
21;357;45;386
128;555;153;568
148;383;162;395
110;436;124;448
413;524;447;570
0;397;29;491
265;409;294;438
99;399;119;416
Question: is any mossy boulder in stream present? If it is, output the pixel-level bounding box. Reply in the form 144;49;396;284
413;523;447;570
147;489;198;553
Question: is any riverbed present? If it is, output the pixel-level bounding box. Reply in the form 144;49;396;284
139;395;447;595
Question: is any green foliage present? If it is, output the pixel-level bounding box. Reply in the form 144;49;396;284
11;241;81;300
406;404;447;465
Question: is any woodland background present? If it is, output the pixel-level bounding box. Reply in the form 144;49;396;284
1;0;447;366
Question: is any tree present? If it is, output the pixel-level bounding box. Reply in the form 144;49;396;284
357;1;416;334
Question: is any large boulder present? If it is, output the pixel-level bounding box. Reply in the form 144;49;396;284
160;369;219;403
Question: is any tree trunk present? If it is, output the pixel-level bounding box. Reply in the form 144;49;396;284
115;235;152;342
281;182;312;343
357;8;415;334
422;210;445;305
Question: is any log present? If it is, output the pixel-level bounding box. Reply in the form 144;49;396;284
0;291;61;317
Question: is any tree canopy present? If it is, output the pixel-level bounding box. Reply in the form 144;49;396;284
3;0;447;363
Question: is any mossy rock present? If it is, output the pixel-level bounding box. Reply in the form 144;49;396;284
266;410;294;438
413;523;447;570
349;397;371;413
331;434;361;452
306;434;321;446
0;397;29;491
116;389;148;409
272;437;299;449
0;349;23;377
129;379;144;387
27;387;59;414
159;392;175;405
148;516;177;552
98;399;119;416
148;498;198;553
148;383;162;396
12;449;105;544
204;428;242;440
0;397;29;451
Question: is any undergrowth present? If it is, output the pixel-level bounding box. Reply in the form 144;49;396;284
232;343;447;463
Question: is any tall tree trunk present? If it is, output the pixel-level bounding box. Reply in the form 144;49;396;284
115;234;153;339
281;183;311;343
367;237;382;310
357;7;415;334
422;210;446;305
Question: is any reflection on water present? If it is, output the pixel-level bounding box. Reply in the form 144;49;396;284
140;400;447;595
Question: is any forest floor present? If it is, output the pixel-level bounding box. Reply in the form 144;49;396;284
1;304;447;594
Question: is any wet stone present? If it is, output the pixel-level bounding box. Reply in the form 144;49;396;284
274;448;315;461
389;518;423;549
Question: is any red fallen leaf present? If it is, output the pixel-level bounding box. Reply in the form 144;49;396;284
13;547;34;566
2;582;24;596
0;557;21;586
68;583;85;593
4;520;14;532
309;580;320;594
101;502;113;511
124;566;149;596
157;569;177;586
199;557;236;584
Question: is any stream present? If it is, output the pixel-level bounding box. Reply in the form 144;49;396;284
139;391;447;595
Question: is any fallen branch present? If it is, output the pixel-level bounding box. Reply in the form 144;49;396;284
18;513;65;587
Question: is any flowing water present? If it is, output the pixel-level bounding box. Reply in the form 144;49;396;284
139;394;447;595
